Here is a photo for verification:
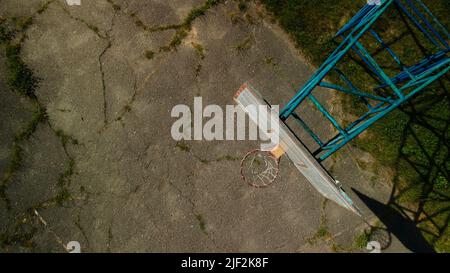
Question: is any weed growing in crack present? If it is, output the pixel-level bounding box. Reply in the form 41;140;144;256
0;1;70;250
263;56;277;66
176;141;191;152
307;199;331;244
192;42;206;59
195;64;202;78
0;211;38;249
88;24;100;34
18;103;48;140
106;0;121;11
354;229;372;249
159;0;223;52
124;104;132;112
53;128;77;207
233;35;253;51
195;214;207;234
37;0;54;15
144;50;155;60
228;11;242;24
244;13;254;24
216;155;240;161
5;44;39;97
12;16;33;32
54;156;75;206
135;19;145;28
238;1;248;12
0;19;15;43
0;104;47;209
54;187;71;206
55;129;78;147
170;29;189;48
184;0;221;27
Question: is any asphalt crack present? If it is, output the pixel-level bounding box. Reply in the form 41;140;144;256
0;1;83;250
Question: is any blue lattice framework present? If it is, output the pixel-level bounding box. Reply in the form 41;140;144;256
279;0;449;162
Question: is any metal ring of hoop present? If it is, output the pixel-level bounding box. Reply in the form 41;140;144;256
240;149;280;188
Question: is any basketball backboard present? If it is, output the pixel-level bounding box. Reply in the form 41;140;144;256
234;83;361;216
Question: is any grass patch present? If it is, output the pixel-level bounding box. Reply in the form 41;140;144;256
261;0;450;252
354;230;371;249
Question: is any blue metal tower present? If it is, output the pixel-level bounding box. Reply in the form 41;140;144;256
279;0;449;162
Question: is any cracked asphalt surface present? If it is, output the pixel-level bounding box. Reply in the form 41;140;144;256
0;0;407;252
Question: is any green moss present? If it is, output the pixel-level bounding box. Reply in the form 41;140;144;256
144;50;155;60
